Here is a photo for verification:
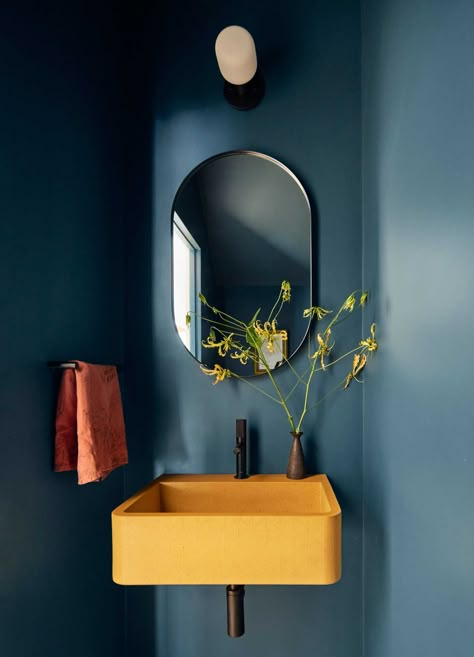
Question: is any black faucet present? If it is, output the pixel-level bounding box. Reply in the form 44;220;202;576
234;419;249;479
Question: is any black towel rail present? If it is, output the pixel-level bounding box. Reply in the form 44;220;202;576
47;361;122;370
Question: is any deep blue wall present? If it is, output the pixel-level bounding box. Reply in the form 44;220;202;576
362;1;474;656
125;1;363;656
10;2;473;655
0;4;126;656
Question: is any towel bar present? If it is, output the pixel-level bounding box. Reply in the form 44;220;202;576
48;361;122;370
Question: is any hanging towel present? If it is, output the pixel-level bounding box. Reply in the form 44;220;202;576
54;362;128;484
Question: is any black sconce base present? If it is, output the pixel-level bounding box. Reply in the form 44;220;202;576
223;68;265;110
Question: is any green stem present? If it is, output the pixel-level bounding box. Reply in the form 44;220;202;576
296;354;318;432
231;373;281;403
326;312;356;332
199;316;247;336
213;309;247;329
273;340;306;385
284;364;313;402
323;289;365;334
311;346;364;375
257;348;296;431
215;315;247;332
307;317;314;358
210;325;247;339
200;300;247;330
304;377;348;413
269;298;285;324
297;345;370;430
267;289;283;322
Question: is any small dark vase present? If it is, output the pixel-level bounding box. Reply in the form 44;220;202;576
286;432;306;479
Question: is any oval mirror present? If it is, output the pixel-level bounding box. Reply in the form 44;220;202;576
171;151;312;376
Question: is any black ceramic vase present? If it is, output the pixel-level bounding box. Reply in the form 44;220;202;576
286;432;306;479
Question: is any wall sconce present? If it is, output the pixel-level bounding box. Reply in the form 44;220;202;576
215;26;265;111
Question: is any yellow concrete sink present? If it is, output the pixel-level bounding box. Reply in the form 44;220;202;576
112;474;341;585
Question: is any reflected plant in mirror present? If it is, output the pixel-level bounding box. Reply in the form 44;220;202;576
191;283;378;478
171;151;312;375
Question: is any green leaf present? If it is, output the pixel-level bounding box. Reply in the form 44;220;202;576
248;307;261;326
246;326;260;349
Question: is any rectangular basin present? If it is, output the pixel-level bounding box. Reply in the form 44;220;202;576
112;474;341;585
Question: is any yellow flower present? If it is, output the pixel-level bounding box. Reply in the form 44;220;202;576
310;328;334;370
360;323;378;352
281;280;291;302
253;321;270;340
219;334;235;356
253;321;265;339
200;364;231;385
343;372;353;390
303;306;333;320
343;293;356;312
230;349;251;365
352;352;367;377
343;352;367;389
254;321;287;353
360;291;368;307
201;332;235;357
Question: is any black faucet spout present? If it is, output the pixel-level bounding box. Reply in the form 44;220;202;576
234;419;249;479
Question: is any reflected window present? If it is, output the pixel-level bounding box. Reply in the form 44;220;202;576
173;212;201;357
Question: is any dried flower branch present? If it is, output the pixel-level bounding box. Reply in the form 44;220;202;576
189;281;377;433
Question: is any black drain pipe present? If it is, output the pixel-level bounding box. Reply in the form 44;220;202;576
226;585;245;637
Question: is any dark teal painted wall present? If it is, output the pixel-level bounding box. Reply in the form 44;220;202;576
9;2;472;656
362;1;474;656
125;1;363;656
0;4;126;656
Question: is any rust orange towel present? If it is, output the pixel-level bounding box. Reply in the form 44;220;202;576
54;362;128;484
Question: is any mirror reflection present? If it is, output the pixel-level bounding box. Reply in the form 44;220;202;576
172;151;312;376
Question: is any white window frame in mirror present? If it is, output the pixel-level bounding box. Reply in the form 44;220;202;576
173;212;201;359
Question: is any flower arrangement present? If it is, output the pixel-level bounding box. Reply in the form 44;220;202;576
188;281;377;477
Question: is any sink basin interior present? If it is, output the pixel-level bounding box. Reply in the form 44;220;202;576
124;475;333;515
